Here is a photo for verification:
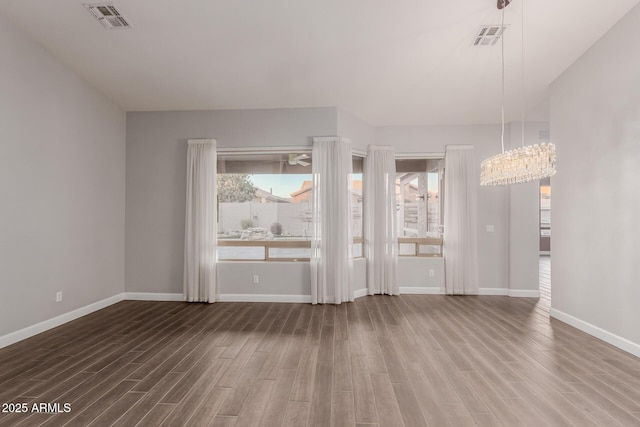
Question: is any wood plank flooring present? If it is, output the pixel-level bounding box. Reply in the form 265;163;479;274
1;288;640;426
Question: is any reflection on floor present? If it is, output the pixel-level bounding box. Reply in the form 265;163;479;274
539;255;550;305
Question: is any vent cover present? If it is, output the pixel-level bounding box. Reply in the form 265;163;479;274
84;3;131;29
472;25;506;46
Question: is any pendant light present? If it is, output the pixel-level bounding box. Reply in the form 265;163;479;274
480;0;556;186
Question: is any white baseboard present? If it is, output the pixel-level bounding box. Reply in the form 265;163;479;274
123;292;184;302
399;287;511;295
508;289;540;298
549;308;640;358
397;287;529;297
124;292;366;303
217;294;312;303
0;293;124;350
400;286;442;294
125;292;310;303
479;288;508;296
126;291;369;303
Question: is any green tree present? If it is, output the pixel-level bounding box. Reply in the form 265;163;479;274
217;174;257;203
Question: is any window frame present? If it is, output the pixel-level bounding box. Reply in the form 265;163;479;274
394;153;445;258
216;147;365;261
216;147;313;262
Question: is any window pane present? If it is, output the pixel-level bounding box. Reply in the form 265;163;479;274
268;247;311;260
399;243;416;256
352;242;363;258
427;172;440;235
217;153;313;260
396;159;443;239
218;174;313;238
418;244;441;256
352;155;364;258
218;246;265;260
352;171;363;239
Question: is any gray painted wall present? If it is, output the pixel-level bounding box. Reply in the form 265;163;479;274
550;3;640;345
506;122;548;292
508;181;540;292
217;258;367;297
218;262;311;296
0;15;126;337
399;258;444;288
337;108;376;151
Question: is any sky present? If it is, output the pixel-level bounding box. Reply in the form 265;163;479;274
249;174;310;198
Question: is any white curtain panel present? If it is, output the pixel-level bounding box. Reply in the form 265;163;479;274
184;139;217;303
364;145;399;295
311;137;354;304
444;145;479;295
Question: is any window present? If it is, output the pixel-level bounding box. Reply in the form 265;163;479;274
352;155;364;257
395;158;444;257
217;152;313;261
217;152;364;261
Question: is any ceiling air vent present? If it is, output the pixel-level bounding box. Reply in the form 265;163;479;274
472;25;506;46
84;3;131;29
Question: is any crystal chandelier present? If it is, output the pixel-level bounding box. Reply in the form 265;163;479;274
480;0;556;186
480;143;556;185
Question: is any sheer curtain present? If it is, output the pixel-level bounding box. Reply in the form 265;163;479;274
311;137;354;304
364;145;399;295
443;145;479;295
184;139;217;303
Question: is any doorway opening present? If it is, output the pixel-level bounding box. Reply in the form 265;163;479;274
539;177;551;304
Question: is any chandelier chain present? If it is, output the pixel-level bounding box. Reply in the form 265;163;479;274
501;5;505;154
521;0;525;147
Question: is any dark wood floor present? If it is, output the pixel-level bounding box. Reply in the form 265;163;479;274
1;286;640;426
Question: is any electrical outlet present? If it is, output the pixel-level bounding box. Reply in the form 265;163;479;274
486;225;495;233
55;291;63;302
429;269;435;277
253;275;259;284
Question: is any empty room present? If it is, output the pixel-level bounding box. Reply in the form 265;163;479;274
1;0;639;426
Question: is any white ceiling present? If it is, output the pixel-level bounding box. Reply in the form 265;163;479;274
1;0;638;126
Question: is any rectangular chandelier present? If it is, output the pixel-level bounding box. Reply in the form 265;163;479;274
480;142;556;185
